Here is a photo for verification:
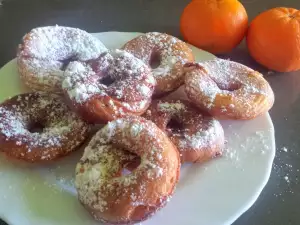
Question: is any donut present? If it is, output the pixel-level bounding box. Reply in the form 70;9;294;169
0;92;90;162
184;59;275;120
144;100;224;163
17;25;108;93
122;32;195;96
62;50;156;124
75;116;180;224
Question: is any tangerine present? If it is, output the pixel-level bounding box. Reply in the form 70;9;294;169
247;7;300;72
180;0;248;54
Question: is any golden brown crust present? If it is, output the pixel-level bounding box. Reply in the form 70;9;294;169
184;59;275;120
75;116;180;224
0;92;90;162
72;96;152;124
123;32;195;97
144;100;224;163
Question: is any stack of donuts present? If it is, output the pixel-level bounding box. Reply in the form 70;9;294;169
0;25;274;224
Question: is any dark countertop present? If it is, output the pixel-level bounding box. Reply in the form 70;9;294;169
0;0;299;225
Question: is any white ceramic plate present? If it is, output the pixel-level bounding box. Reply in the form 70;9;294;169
0;32;275;225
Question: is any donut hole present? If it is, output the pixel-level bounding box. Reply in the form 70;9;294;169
166;117;184;133
215;82;242;91
121;168;132;175
28;122;45;133
59;55;78;70
122;156;141;175
149;51;161;69
99;76;116;87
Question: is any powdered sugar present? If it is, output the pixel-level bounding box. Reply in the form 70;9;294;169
62;61;106;103
18;57;64;92
76;144;134;212
0;92;90;161
121;99;150;112
184;59;274;119
185;69;220;109
62;50;155;104
152;56;180;77
136;84;151;97
19;25;107;61
199;58;270;99
75;116;179;222
144;33;191;77
145;100;225;163
158;101;186;113
130;123;144;137
180;119;224;150
110;49;149;77
223;128;273;168
17;25;108;92
123;32;194;94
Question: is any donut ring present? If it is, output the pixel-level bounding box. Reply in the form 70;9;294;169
62;50;156;124
75;116;180;224
123;32;195;96
0;92;90;162
144;100;224;163
17;26;108;93
184;59;275;120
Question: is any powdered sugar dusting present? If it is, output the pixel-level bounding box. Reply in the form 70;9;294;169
152;56;179;77
145;100;225;163
136;84;151;97
75;116;179;222
62;50;154;123
62;50;155;104
123;32;194;94
18;57;64;92
110;49;149;78
144;33;191;78
17;25;108;92
200;58;270;98
184;59;274;118
223;127;273;168
185;68;219;109
19;26;107;61
180;119;224;150
0;92;90;161
158;101;186;113
62;60;108;103
76;145;136;212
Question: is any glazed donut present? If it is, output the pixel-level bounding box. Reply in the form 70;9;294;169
184;59;275;120
123;32;195;96
62;50;156;124
144;100;224;163
75;116;180;224
0;92;90;162
17;26;108;93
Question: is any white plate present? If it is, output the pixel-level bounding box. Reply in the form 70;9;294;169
0;32;275;225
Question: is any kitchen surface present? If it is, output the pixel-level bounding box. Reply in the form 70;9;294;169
0;0;299;224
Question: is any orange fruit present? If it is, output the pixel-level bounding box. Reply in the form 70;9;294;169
180;0;248;54
247;7;300;72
